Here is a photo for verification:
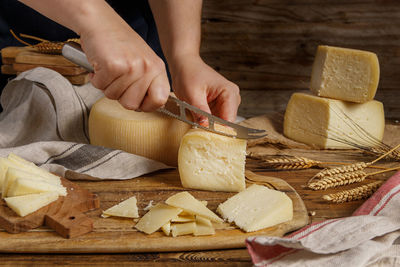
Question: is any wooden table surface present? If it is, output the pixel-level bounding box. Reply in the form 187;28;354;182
1;151;396;266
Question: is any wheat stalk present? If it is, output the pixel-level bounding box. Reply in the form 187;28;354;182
308;170;367;190
261;156;320;170
323;181;383;203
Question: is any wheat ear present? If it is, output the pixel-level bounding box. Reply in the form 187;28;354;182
323;181;383;203
261;156;320;170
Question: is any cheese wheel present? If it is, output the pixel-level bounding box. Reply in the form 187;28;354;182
310;45;380;103
89;97;191;166
284;93;385;149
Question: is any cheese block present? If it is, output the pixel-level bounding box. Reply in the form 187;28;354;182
89;97;192;166
283;93;385;149
178;126;247;192
135;203;182;234
171;222;196;237
310;45;380;103
217;184;293;232
6;177;67;197
165;192;223;223
4;192;59;217
102;196;139;218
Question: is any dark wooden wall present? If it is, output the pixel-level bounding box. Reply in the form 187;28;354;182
200;0;400;119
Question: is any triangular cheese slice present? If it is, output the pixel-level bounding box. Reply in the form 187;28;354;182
165;192;223;223
4;192;59;217
7;177;67;197
102;196;139;218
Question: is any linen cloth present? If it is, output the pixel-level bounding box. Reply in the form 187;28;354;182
246;171;400;267
0;68;169;179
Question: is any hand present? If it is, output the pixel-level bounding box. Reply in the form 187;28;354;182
169;55;241;124
80;21;170;112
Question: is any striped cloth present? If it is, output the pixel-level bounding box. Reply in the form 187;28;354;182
246;171;400;267
0;68;169;179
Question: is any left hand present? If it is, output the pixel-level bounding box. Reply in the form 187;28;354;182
169;55;241;124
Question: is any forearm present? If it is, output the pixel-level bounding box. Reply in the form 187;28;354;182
149;0;202;63
18;0;129;37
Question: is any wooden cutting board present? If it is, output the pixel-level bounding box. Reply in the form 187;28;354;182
0;170;308;253
0;178;99;239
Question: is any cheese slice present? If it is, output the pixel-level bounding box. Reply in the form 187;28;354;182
171;214;195;222
102;196;139;218
4;192;59;217
283;93;385;149
89;97;191;166
178;126;246;192
161;222;171;236
310;45;380;103
217;184;293;232
165;192;223;223
6;177;67;197
195;215;212;227
171;222;196;237
194;222;215;236
135;203;182;234
6;167;61;187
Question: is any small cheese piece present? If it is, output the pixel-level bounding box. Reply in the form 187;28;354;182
6;177;67;197
195;215;212;227
102;196;139;218
178;126;246;192
171;222;196;237
171;214;195;222
310;45;380;103
89;97;192;166
4;192;59;217
165;192;223;223
217;184;293;232
135;203;182;234
194;222;215;236
161;222;171;236
284;93;385;149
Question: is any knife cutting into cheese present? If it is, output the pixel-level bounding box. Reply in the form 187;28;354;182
61;42;266;139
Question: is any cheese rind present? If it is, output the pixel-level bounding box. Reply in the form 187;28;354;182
310;45;380;103
178;127;246;192
135;203;182;234
283;93;385;149
102;196;139;218
89;97;191;166
4;192;59;217
217;184;293;232
166;192;223;223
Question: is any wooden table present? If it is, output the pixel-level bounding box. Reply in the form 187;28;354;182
0;152;395;266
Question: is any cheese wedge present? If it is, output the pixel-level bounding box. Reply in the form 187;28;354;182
135;203;182;234
310;45;380;103
102;196;139;218
4;192;59;217
171;214;195;223
165;192;223;223
178;126;246;192
195;215;212;227
6;177;67;197
89;97;191;166
194;222;215;236
217;184;293;232
283;93;385;149
171;222;196;237
6;167;61;187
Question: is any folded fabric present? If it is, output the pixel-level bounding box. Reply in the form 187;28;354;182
0;68;170;179
246;171;400;267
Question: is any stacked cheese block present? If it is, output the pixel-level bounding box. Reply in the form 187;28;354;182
0;153;67;216
0;46;89;85
284;45;385;148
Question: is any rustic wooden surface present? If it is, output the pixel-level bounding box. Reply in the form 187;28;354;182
200;0;400;119
0;170;308;253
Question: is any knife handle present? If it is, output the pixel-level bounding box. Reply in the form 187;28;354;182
62;42;94;72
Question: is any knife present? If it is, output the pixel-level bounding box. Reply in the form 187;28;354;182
62;42;267;139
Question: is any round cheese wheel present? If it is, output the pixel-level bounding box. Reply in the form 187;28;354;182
89;97;191;166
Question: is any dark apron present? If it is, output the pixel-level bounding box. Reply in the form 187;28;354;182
0;0;167;112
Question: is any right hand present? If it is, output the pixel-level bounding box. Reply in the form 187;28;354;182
80;21;170;112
